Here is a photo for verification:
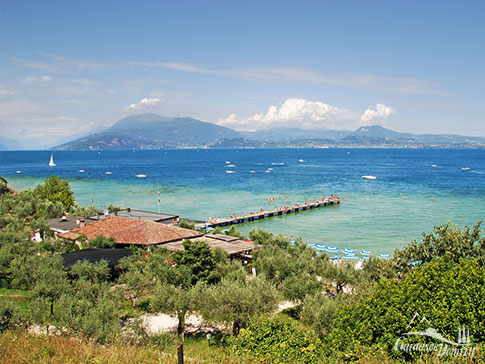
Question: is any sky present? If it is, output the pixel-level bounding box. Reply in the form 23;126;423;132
1;0;484;148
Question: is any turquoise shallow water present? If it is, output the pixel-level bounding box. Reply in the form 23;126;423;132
1;149;484;254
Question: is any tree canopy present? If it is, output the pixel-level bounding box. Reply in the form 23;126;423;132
33;176;75;211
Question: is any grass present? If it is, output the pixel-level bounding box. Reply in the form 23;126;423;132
0;288;30;296
0;288;31;316
0;331;258;364
1;330;483;364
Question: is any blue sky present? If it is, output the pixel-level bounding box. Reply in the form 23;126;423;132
1;0;484;148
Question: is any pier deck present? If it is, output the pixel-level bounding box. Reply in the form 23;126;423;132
197;197;340;229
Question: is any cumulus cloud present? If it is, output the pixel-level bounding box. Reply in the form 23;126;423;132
359;104;395;126
124;97;164;112
217;98;359;131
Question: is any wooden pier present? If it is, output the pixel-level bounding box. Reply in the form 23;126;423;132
199;197;341;229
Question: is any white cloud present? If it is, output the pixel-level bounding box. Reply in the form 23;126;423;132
8;56;55;72
22;75;52;83
124;97;164;112
359;104;396;126
9;54;107;73
0;85;17;98
218;98;359;131
131;61;214;74
140;61;447;95
68;78;96;86
56;116;78;122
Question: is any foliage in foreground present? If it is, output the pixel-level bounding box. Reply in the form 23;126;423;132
393;220;485;275
0;330;261;364
230;315;323;364
329;257;485;359
2;176;485;363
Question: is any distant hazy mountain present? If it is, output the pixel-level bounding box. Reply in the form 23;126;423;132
0;136;22;150
339;125;485;146
241;127;350;142
53;114;485;150
54;113;241;150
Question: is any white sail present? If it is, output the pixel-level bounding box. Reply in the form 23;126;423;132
49;154;56;167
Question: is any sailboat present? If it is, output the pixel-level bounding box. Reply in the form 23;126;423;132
49;154;56;167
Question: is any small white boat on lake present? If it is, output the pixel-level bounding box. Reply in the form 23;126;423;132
362;175;376;180
48;154;56;167
461;167;471;171
135;174;147;178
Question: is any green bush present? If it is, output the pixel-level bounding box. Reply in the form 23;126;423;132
392;220;484;275
178;219;196;230
33;176;75;211
230;315;323;363
86;235;116;249
0;300;20;332
0;177;10;195
328;257;485;358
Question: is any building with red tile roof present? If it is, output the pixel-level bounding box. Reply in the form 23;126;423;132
67;216;202;246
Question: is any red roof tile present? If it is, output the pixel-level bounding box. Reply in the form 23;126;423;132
70;216;202;245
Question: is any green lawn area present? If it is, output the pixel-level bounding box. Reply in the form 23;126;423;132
0;288;31;315
0;288;30;297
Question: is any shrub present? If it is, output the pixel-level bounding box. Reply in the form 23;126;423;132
0;301;20;332
33;176;75;211
230;315;323;363
86;235;116;249
392;220;484;275
178;219;196;230
328;257;485;358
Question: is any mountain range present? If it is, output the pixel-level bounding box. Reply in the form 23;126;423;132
32;113;485;150
0;136;22;150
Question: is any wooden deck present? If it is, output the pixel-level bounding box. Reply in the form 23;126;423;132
198;197;341;229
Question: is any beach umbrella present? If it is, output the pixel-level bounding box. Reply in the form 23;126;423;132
343;254;358;259
360;256;370;260
307;243;316;247
378;253;391;259
342;248;354;255
330;254;339;262
325;246;338;252
290;240;295;245
315;245;326;250
360;250;371;256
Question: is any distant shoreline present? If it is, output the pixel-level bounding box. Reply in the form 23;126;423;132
2;145;485;152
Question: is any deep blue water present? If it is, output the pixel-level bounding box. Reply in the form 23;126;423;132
1;148;484;254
